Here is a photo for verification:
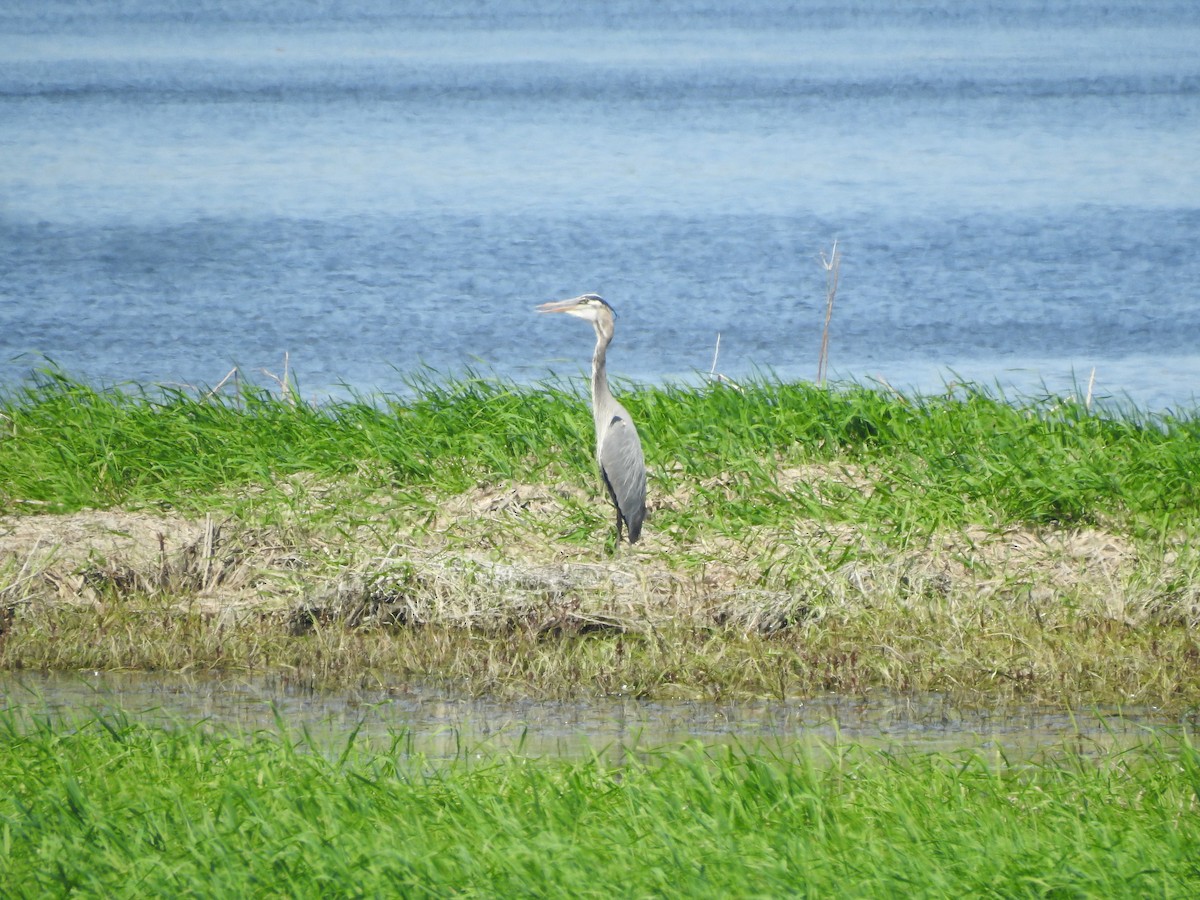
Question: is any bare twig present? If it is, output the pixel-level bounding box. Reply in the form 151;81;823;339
872;375;910;406
203;366;240;402
707;332;743;391
261;352;297;406
817;238;841;386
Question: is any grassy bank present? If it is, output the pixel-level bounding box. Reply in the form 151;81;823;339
1;708;1198;897
2;370;1200;707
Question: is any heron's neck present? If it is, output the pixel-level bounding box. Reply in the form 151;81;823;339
590;328;614;433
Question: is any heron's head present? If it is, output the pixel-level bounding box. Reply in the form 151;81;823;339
536;293;615;324
537;293;617;342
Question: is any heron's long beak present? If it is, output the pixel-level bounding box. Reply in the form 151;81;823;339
536;297;584;314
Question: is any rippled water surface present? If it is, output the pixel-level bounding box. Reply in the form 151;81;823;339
1;671;1189;760
3;1;1199;408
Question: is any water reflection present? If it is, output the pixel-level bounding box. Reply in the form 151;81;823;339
1;671;1190;759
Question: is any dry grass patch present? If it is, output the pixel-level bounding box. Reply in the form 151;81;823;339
2;485;1199;706
0;510;302;622
3;490;1195;636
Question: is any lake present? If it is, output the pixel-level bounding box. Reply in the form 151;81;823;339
2;0;1199;409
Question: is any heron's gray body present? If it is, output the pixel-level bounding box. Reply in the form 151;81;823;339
591;348;646;544
538;293;647;544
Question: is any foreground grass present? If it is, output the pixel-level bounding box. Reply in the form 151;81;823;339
2;370;1200;706
0;708;1197;897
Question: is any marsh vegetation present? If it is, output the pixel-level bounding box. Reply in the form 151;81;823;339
2;370;1199;709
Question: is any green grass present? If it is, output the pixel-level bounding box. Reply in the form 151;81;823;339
1;707;1198;897
4;367;1200;535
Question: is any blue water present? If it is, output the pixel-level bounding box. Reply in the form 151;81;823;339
3;1;1199;409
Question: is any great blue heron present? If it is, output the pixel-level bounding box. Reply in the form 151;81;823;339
537;293;646;544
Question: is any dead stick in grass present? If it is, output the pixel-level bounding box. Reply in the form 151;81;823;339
261;351;297;406
817;239;841;386
707;332;743;390
203;366;240;403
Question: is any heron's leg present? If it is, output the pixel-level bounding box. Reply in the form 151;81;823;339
601;471;624;548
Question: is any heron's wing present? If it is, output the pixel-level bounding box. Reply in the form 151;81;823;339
599;411;647;542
